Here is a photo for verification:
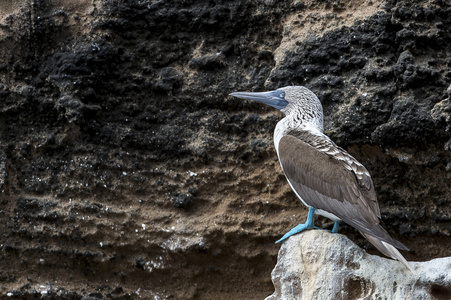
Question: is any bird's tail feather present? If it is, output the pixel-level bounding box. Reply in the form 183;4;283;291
360;231;415;273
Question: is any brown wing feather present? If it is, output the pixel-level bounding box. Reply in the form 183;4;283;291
279;134;408;250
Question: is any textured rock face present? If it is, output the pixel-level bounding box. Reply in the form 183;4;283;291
266;230;451;300
0;0;450;298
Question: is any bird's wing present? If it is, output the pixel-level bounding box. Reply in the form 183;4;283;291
278;132;408;250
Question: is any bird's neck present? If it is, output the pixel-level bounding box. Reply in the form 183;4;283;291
274;114;324;155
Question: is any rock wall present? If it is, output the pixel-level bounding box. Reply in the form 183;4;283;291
0;0;450;299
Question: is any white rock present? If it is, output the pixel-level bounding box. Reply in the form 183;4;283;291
266;230;451;300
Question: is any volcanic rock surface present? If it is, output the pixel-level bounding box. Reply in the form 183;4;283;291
0;0;450;299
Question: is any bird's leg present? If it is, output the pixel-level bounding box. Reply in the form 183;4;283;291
331;220;340;233
276;207;319;243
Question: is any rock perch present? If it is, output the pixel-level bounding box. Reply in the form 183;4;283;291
265;230;451;300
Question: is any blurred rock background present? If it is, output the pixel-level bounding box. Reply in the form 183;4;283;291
0;0;450;298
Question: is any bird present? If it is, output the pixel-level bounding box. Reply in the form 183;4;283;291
229;86;413;272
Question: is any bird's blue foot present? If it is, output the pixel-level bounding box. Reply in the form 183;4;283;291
331;220;340;233
276;207;318;243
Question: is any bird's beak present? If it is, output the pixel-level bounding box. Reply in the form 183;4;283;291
229;90;289;110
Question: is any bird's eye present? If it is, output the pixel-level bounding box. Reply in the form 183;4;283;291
280;92;286;98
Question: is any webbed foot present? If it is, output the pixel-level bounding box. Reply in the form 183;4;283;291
276;207;318;243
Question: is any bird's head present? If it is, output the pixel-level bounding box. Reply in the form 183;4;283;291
229;86;323;130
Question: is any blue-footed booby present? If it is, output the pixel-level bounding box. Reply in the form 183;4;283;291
230;86;413;272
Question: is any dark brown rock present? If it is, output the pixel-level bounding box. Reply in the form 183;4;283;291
0;0;450;299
